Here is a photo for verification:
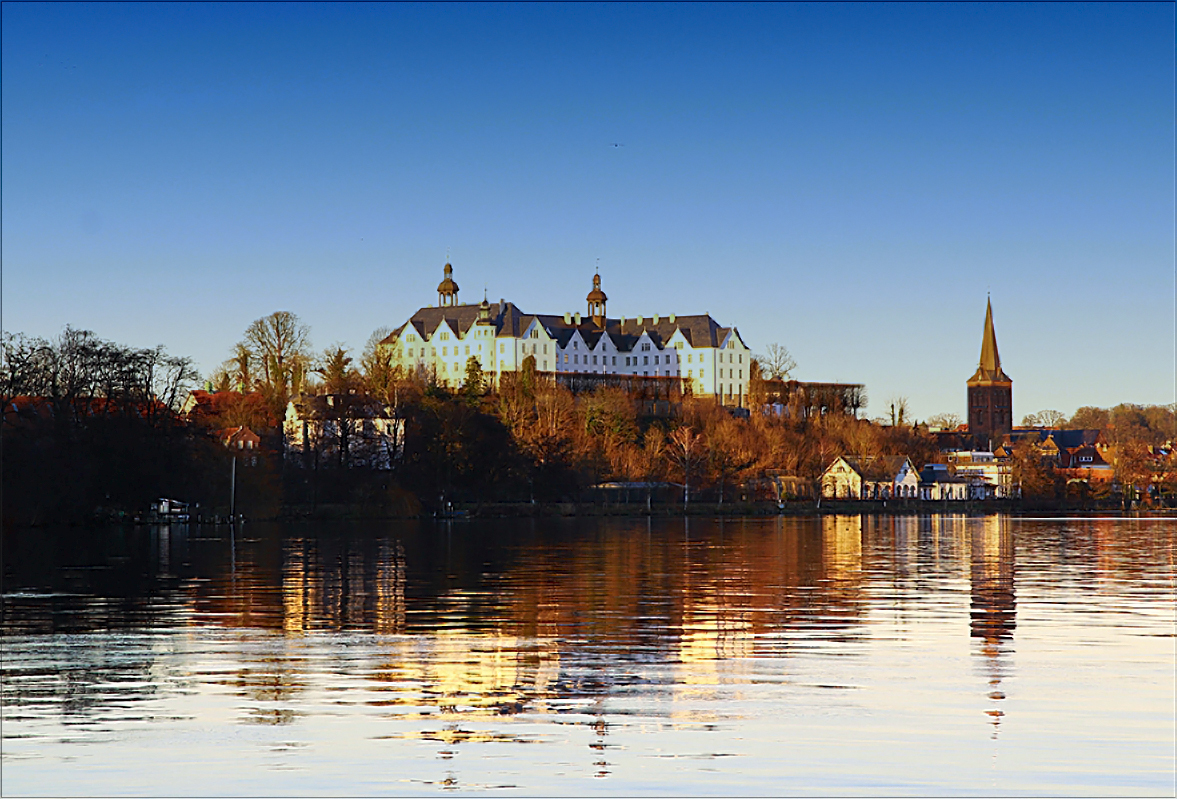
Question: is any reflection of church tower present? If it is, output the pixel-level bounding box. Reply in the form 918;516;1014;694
967;298;1013;450
586;272;607;327
970;516;1016;738
970;516;1016;642
437;262;460;307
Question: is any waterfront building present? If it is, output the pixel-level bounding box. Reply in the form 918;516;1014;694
820;455;920;500
380;263;753;405
918;463;970;500
967;298;1013;449
946;450;1014;498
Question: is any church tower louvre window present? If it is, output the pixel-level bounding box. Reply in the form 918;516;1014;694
966;297;1013;449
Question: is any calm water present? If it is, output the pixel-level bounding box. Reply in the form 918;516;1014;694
2;515;1173;796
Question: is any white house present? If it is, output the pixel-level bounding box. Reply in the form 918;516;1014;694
284;393;403;470
918;463;970;500
380;264;753;405
946;451;1014;499
821;456;921;500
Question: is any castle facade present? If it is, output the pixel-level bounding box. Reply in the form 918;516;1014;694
380;264;752;405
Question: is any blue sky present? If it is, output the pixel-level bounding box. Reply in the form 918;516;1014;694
3;3;1173;420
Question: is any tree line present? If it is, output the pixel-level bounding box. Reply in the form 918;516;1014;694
5;313;1174;523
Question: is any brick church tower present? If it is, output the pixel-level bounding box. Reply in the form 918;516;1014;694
967;298;1013;450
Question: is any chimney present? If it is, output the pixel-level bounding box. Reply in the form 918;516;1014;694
653;314;660;324
636;315;643;325
574;312;581;325
620;316;626;325
669;313;676;323
564;312;572;325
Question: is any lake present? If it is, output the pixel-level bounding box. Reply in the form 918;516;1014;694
2;515;1173;796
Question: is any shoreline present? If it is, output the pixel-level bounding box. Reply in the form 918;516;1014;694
11;501;1173;529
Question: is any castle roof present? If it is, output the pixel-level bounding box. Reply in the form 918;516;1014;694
382;302;740;353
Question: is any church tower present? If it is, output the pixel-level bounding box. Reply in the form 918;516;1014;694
437;262;459;307
586;271;607;327
967;298;1013;449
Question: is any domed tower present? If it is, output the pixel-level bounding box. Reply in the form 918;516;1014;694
967;298;1013;449
586;272;607;327
436;262;460;307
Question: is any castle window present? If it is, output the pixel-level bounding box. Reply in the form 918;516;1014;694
500;343;505;353
592;356;597;365
687;354;693;363
643;356;649;365
442;347;448;356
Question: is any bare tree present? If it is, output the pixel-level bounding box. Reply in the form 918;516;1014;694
667;426;704;506
926;412;963;431
1026;409;1066;428
639;426;666;511
1;332;51;407
222;343;254;392
242;311;311;403
758;343;797;380
887;396;910;427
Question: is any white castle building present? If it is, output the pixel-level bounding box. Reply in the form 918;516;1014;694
380;263;752;406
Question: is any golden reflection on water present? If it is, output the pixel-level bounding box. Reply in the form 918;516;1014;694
2;516;1174;795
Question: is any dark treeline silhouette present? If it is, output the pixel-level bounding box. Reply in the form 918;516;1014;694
2;328;214;525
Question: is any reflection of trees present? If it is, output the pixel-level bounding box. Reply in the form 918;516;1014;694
30;517;1177;743
280;535;407;634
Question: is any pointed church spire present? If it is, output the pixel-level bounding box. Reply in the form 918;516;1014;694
979;297;1001;374
967;296;1013;448
969;297;1010;384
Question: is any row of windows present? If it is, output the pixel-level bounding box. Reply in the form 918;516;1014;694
400;338;743;376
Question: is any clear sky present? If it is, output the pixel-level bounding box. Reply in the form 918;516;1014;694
3;3;1173;421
